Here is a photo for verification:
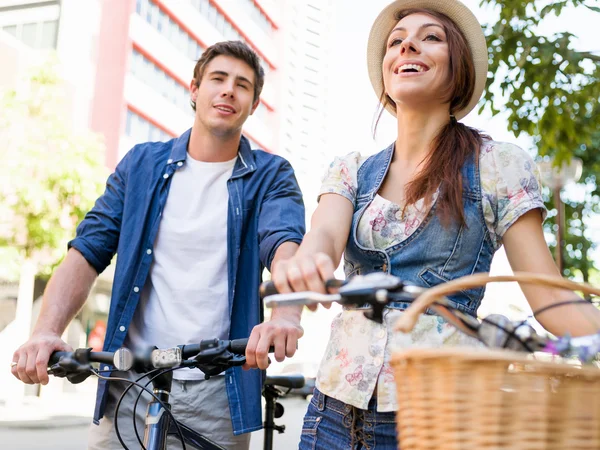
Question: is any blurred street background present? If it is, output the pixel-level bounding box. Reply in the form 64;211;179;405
1;0;599;448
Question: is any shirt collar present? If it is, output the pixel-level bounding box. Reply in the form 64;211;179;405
167;128;191;164
231;134;257;179
166;129;256;177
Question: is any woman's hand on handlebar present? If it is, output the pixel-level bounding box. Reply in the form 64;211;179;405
271;252;337;311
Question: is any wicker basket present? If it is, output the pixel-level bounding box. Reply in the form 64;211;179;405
391;272;600;450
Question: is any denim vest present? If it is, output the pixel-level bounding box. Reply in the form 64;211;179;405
344;143;495;316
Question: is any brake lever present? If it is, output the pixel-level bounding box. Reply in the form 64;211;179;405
336;273;406;323
48;356;94;384
194;351;246;380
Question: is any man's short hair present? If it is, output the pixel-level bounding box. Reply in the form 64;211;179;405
190;40;265;111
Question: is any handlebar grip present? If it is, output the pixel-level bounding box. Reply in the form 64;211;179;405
49;351;71;366
260;278;346;299
228;338;249;355
48;350;114;366
265;373;305;389
229;338;276;354
260;281;278;298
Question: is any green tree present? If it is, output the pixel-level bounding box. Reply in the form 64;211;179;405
0;58;108;281
481;0;600;278
549;134;600;282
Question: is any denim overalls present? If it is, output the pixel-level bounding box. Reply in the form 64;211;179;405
300;143;495;450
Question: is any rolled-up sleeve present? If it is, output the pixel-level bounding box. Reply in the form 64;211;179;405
68;151;131;274
258;160;305;270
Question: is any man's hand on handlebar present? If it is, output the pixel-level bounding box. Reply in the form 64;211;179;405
244;252;336;370
11;332;73;385
244;309;304;370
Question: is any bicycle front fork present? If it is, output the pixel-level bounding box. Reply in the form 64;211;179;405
144;371;173;450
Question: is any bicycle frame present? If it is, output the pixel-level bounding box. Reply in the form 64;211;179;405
49;339;299;450
145;371;225;450
146;372;304;450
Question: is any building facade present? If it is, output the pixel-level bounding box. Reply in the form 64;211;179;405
277;0;333;211
0;0;282;168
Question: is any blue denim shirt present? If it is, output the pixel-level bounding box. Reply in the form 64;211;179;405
69;129;305;434
344;143;495;316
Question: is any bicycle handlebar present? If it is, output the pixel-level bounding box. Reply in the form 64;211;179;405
261;273;425;323
48;338;254;384
261;272;600;359
49;350;114;366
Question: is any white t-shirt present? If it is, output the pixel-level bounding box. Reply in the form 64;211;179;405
126;154;237;380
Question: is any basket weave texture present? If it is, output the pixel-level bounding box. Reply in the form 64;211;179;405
392;348;600;450
391;273;600;450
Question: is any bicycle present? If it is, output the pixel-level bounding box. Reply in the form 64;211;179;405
48;338;305;450
261;271;600;353
261;271;600;449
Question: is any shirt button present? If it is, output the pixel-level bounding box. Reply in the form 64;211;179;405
163;173;169;179
177;161;183;167
133;286;140;293
146;249;152;255
103;366;110;371
167;158;173;164
119;326;126;332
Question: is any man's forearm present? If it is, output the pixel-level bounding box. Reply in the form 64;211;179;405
33;248;98;336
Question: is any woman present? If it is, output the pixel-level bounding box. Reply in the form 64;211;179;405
271;0;600;448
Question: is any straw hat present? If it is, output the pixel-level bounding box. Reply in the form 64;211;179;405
367;0;488;120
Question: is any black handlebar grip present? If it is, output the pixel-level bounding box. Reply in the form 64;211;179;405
228;338;249;354
265;373;306;389
259;281;278;298
229;338;276;355
48;351;71;365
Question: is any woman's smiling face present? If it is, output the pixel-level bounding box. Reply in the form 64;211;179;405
382;12;450;111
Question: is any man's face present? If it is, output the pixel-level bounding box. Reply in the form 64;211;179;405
190;55;259;138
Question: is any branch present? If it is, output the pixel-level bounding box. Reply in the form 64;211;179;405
578;51;600;63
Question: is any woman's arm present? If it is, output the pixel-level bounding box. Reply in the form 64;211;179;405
503;210;600;336
271;193;354;294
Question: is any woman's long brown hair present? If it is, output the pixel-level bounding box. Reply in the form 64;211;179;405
374;8;488;226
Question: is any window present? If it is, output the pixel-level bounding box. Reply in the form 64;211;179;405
135;0;205;62
235;0;274;35
215;13;225;35
40;21;58;49
21;23;37;47
3;24;16;37
185;0;272;73
129;49;194;117
1;1;60;50
125;109;173;144
1;20;59;49
0;0;60;45
206;3;217;24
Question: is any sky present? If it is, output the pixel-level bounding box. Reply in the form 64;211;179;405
325;0;600;266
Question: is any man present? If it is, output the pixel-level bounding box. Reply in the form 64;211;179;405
11;41;305;449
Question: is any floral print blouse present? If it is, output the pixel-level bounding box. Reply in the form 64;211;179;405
315;140;547;412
